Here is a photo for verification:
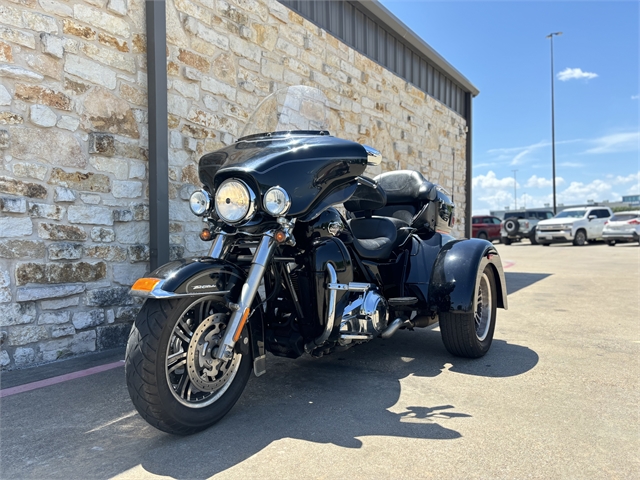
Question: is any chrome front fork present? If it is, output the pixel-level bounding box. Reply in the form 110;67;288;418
212;231;276;361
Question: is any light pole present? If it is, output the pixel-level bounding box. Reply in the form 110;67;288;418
512;169;518;210
547;31;562;215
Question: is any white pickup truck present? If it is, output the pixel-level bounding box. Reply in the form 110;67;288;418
535;206;612;246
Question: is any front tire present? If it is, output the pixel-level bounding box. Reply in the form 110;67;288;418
573;229;587;246
478;232;488;240
125;297;252;435
439;266;497;358
501;236;512;245
529;232;539;245
608;240;616;247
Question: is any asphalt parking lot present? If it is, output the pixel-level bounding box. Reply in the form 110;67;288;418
1;241;638;479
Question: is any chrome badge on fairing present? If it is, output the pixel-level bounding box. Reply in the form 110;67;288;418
328;221;343;236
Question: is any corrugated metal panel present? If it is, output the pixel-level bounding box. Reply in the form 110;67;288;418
279;0;468;117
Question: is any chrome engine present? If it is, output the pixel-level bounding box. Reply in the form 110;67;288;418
338;290;389;344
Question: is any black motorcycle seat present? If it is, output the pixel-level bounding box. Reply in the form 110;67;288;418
348;216;411;261
374;170;437;204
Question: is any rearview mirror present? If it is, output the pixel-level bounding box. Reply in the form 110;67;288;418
588;215;596;221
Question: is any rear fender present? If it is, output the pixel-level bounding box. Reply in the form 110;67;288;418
429;239;508;314
130;258;265;373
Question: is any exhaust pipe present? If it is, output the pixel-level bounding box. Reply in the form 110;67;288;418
380;317;406;339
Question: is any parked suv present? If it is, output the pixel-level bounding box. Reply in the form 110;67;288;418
500;209;554;245
472;215;502;241
535;206;612;246
602;211;640;246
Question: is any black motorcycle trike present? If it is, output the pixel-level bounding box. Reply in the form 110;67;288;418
125;86;508;435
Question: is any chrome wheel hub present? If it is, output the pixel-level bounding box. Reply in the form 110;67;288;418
165;299;242;408
474;273;492;341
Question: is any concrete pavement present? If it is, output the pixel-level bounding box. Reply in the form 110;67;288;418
1;242;638;479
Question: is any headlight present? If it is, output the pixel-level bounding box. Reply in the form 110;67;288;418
263;186;291;217
189;189;211;216
214;179;256;223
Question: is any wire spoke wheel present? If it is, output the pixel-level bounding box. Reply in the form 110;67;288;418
474;273;492;341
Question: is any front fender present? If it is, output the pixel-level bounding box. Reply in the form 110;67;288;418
130;257;265;373
428;239;508;314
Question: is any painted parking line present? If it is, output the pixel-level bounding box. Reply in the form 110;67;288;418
0;360;124;398
503;261;515;269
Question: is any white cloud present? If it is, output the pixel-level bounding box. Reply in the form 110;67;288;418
632;95;639;100
525;175;565;189
472;171;515;189
613;172;640;185
486;139;583;166
557;68;598;81
558;161;584;168
583;132;639;154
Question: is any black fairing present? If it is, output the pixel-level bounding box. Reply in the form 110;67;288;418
198;134;367;221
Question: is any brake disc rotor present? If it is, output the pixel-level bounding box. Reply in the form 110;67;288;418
186;313;239;392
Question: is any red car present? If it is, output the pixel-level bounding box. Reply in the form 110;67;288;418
472;215;502;241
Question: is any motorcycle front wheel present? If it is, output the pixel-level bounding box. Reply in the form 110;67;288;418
125;296;252;435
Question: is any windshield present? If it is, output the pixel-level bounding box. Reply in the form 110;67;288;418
610;213;639;222
555;210;586;218
240;85;330;139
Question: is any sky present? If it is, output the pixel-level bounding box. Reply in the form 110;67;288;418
379;0;639;214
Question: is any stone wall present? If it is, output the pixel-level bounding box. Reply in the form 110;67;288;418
0;0;467;369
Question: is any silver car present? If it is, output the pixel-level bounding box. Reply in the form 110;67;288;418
603;211;640;246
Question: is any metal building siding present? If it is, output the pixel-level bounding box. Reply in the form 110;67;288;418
280;0;467;117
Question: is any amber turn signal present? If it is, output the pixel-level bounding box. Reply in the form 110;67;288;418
199;228;213;241
131;277;161;292
233;308;251;342
274;230;287;243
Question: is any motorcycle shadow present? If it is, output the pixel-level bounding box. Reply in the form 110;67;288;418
139;328;538;479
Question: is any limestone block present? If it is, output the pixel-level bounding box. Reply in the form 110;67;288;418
96;323;130;349
89;156;128;180
68;205;114;225
115;221;149;244
106;309;115;323
37;223;86;241
129;161;146;179
170;244;185;261
132;204;149;221
120;83;146;106
0;85;10;105
72;310;104;329
167;93;189;117
86;286;133;307
28;202;65;220
82;87;139;137
165;0;190;48
38;311;70;324
40;33;64;58
0;41;13;62
62;19;96;40
0;196;26;213
84;244;127;261
38;0;74;19
73;5;130;37
54;186;76;202
0;112;23;125
47;242;83;260
0;302;36;326
0;129;9;148
113;263;146;285
98;32;129;52
172;79;199;100
200;75;236;101
69;330;96;354
80;42;135;74
0;64;43;82
107;0;128;16
15;284;85;302
0;5;26;30
40;296;80;310
0;175;47;198
113;208;133;222
89;132;115;156
0;240;46;259
57;115;79;131
30;104;57;127
0;217;32;237
183;17;229;50
112;180;142;198
90;227;115;242
10;128;85;167
64;54;116;90
16;84;72;111
8;325;48;346
51;324;75;338
22;10;58;34
40;337;73;362
80;194;101;205
0;350;9;366
0;26;36;49
128;244;149;263
14;347;36;365
0;287;10;303
49;169;110;193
